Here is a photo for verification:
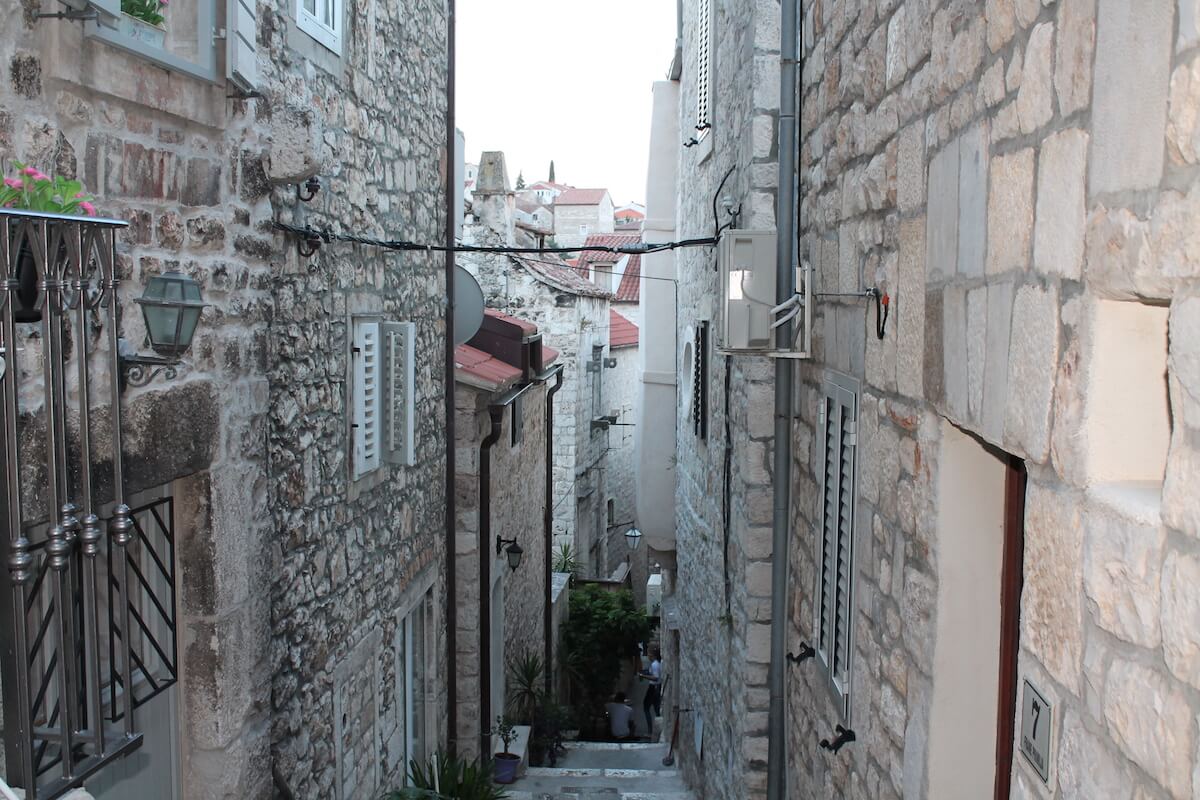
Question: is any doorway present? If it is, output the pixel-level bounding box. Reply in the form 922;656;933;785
926;423;1024;798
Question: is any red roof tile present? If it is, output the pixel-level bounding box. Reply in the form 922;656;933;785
578;233;641;277
615;255;641;303
554;188;610;206
483;307;538;335
609;310;639;349
455;344;522;389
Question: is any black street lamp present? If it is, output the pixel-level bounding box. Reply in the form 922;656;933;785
608;520;643;552
496;536;523;571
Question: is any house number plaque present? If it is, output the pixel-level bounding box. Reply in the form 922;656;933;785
1019;679;1052;783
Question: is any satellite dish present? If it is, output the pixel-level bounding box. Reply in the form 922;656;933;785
454;266;485;346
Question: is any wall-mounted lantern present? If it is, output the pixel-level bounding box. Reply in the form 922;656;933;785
120;269;207;387
608;520;643;552
496;536;523;571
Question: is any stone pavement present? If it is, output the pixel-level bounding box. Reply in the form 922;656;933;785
503;742;694;800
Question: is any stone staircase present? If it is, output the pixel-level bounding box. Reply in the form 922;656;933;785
503;741;694;800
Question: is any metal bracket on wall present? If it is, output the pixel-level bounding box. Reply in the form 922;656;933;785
786;642;816;664
819;725;856;754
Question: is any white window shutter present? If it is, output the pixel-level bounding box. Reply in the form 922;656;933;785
382;321;416;467
815;376;858;722
696;0;712;132
353;320;382;478
226;0;258;94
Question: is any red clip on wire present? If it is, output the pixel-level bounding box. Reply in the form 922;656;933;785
871;288;890;340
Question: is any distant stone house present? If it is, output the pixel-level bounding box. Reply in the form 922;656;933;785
0;0;449;797
654;0;1200;799
523;180;571;207
552;188;615;247
452;309;559;759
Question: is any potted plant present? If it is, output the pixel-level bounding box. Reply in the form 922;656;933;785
118;0;167;48
491;716;520;785
0;162;99;323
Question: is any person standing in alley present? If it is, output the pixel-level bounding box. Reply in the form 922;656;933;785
640;648;662;736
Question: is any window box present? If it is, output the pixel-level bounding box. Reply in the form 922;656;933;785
117;12;166;48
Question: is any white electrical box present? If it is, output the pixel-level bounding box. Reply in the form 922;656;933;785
718;230;811;357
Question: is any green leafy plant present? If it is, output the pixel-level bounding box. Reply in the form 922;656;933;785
121;0;166;26
398;752;508;800
506;649;544;725
560;585;654;736
552;543;581;576
493;716;517;756
0;162;97;217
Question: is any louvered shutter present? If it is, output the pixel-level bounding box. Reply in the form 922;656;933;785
353;320;382;478
226;0;258;94
696;0;712;134
815;376;858;721
383;321;416;466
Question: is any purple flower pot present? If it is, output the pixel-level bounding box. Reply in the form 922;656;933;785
493;752;520;784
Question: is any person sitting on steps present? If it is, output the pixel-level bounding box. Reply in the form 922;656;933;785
605;692;636;740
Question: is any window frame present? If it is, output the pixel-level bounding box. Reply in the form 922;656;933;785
85;0;219;83
813;371;859;723
296;0;343;55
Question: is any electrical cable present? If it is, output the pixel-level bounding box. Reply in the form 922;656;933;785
274;220;718;257
869;287;890;340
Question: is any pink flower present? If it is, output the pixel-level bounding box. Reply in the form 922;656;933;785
78;201;97;217
20;167;38;177
4;178;21;189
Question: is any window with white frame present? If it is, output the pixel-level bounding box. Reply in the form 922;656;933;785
579;224;590;236
396;588;433;781
352;318;382;479
814;372;858;722
297;0;343;54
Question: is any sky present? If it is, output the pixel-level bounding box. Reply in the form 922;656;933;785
455;0;678;207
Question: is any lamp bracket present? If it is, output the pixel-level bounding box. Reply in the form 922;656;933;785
117;339;182;390
495;535;517;555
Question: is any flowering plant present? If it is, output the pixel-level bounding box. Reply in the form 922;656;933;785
0;162;98;217
121;0;167;26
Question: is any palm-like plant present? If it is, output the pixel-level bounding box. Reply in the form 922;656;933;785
552;543;581;576
506;649;544;725
396;752;509;800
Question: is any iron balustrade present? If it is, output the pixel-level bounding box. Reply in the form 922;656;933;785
0;209;173;799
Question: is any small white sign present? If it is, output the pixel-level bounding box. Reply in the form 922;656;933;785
1020;679;1052;783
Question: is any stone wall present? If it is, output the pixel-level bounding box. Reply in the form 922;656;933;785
669;0;783;797
0;0;449;794
552;200;615;248
787;0;1200;797
453;381;548;758
600;342;647;596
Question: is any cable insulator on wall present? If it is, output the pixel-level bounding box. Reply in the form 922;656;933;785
870;287;890;340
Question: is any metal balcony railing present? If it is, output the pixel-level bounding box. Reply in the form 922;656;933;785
0;209;175;799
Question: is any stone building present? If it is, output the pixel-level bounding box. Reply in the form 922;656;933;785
452;310;558;758
654;0;1200;799
0;0;450;796
552;188;615;247
461;152;624;579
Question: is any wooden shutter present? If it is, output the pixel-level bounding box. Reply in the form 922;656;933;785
815;375;858;720
383;321;416;466
226;0;258;94
696;0;712;133
353;320;381;477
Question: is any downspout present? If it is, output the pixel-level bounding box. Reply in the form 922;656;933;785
541;365;565;697
478;404;504;759
444;0;458;756
478;380;538;757
767;0;799;798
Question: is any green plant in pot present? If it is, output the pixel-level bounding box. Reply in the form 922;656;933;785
395;751;509;799
491;716;520;785
0;162;99;324
119;0;168;47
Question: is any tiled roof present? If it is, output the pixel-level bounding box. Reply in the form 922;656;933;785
515;197;549;214
578;233;641;278
530;180;571;191
615;254;641;303
515;256;612;298
615;208;645;219
554;188;610;206
609;309;639;349
483;307;538;335
455;344;522;390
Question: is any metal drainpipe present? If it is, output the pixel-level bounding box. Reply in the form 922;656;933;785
541;366;565;698
478;404;504;759
443;0;458;757
767;0;799;797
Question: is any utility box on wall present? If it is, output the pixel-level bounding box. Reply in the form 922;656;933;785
718;229;811;357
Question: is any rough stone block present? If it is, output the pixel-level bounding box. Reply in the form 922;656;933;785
957;122;989;278
1162;426;1200;538
1034;128;1089;280
1016;22;1054;134
1055;0;1096;116
1161;550;1200;691
926;140;959;281
897;217;926;399
966;286;987;421
1103;658;1195;797
1090;0;1173;195
1004;284;1059;461
986;148;1035;275
1021;482;1084;692
943;285;969;420
1057;710;1135;799
923;290;945;405
1082;492;1165;648
897;122;925;213
886;5;909;89
1168;57;1200;165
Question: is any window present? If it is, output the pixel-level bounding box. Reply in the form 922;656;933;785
815;372;858;721
297;0;343;54
396;588;433;782
579;224;590;236
511;396;524;446
696;0;713;139
352;318;382;478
